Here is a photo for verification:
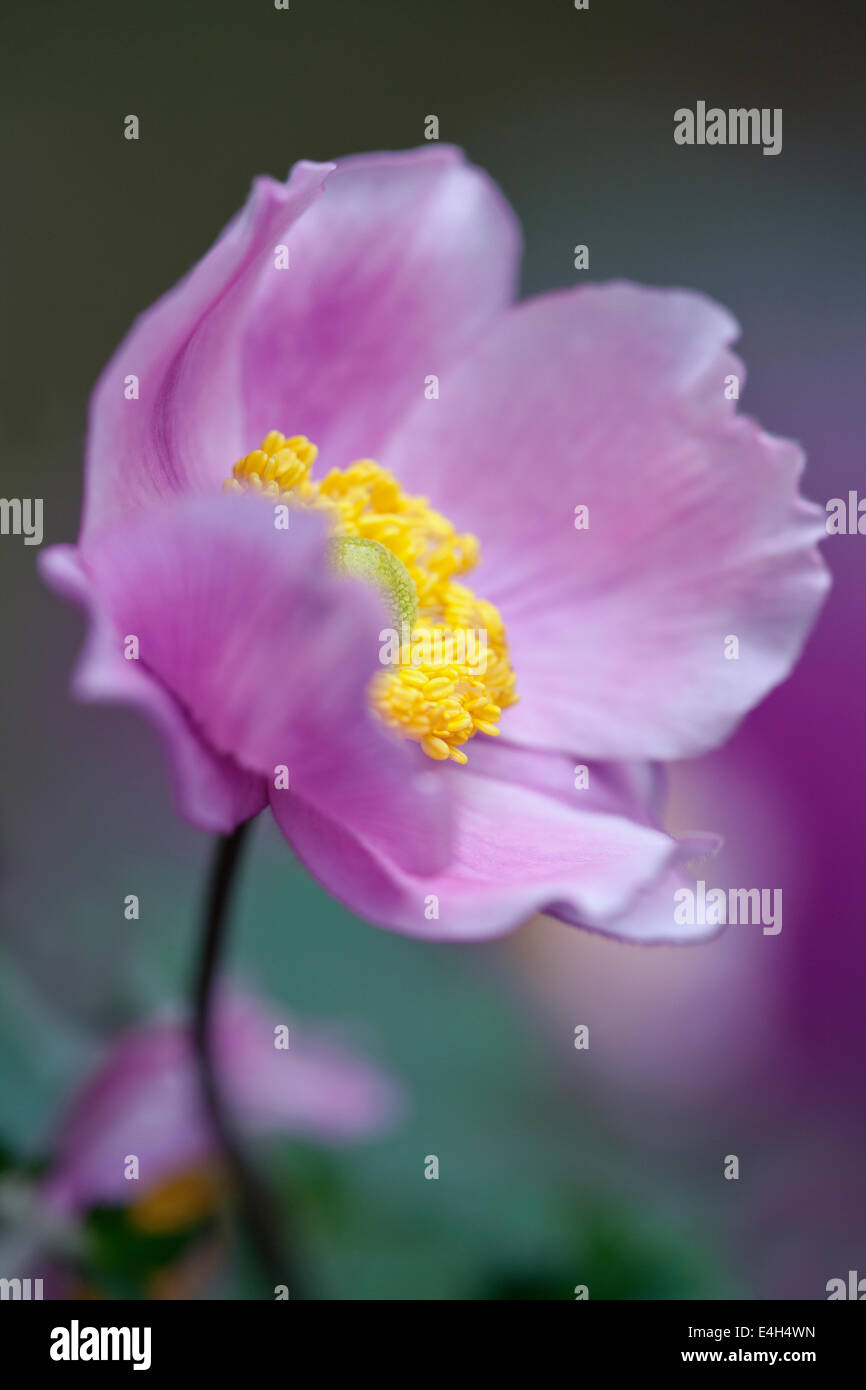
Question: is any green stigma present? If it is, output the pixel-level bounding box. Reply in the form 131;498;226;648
329;535;418;629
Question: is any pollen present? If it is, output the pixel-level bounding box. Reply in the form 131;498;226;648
223;431;518;763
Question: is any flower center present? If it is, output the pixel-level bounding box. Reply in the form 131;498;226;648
329;535;418;629
128;1167;222;1234
223;431;518;763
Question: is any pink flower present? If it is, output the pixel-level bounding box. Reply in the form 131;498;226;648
40;990;400;1214
40;147;828;942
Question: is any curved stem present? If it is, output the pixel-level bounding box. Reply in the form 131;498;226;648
192;822;302;1298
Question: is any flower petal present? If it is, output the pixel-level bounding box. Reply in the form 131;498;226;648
42;990;401;1211
39;543;266;833
272;741;678;941
240;145;521;465
74;494;453;873
547;845;723;943
383;282;830;760
81;160;334;546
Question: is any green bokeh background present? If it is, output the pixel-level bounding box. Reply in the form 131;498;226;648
1;0;862;1298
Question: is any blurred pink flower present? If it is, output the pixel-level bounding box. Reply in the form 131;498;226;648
40;146;828;942
40;990;400;1213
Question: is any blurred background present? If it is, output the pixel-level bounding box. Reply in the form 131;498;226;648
1;0;863;1298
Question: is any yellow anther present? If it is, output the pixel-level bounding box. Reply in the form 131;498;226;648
227;432;319;500
425;677;453;698
222;431;518;763
422;735;451;761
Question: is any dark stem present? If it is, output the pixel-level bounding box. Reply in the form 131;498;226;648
192;822;302;1298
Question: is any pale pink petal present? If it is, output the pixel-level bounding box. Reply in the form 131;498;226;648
466;738;669;827
548;841;724;943
42;990;401;1211
241;145;521;466
80;160;334;547
483;745;722;940
76;495;453;873
383;282;830;760
272;742;679;941
39;543;266;833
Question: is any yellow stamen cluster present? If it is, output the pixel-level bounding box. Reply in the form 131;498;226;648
128;1168;222;1235
223;432;518;763
223;431;320;498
